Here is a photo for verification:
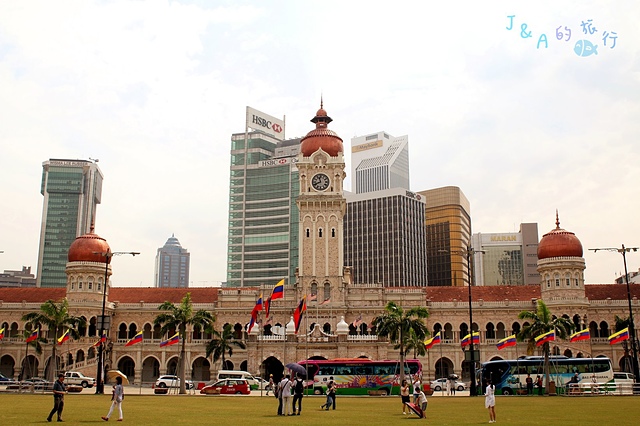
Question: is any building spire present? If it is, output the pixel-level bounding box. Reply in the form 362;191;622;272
555;209;560;229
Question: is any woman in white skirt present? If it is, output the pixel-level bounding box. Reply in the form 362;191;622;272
485;379;496;423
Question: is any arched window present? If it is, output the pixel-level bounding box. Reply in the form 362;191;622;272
444;323;453;340
565;273;571;287
599;321;609;338
319;228;323;238
589;321;599;338
554;273;560;287
332;228;336;237
486;322;496;340
306;229;310;238
323;282;331;301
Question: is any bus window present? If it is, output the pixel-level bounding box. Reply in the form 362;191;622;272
407;363;419;375
354;365;373;375
319;366;335;376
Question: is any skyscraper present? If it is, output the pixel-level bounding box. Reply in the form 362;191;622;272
226;108;300;287
344;188;427;287
471;223;540;286
36;159;103;288
351;131;409;194
154;234;190;288
418;186;471;287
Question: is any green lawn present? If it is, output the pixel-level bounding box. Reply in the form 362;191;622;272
3;393;639;426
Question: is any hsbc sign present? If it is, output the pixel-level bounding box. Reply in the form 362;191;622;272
246;106;285;140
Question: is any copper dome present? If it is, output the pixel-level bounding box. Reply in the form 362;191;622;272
68;227;111;263
537;212;583;259
300;101;343;157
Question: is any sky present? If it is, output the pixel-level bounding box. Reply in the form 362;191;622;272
1;0;639;288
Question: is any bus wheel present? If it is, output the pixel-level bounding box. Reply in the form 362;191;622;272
384;388;391;396
502;387;512;396
314;388;323;395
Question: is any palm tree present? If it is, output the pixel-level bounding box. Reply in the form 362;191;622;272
205;323;246;369
517;299;574;393
154;293;215;394
396;328;428;360
373;301;429;385
22;299;86;382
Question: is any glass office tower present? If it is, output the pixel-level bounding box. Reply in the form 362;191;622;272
36;159;103;288
226;132;301;287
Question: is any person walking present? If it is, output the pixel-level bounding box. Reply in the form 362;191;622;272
101;376;124;422
526;373;534;395
266;374;274;396
276;376;283;416
292;374;304;415
281;374;293;416
485;379;496;424
450;377;456;396
47;373;67;422
401;379;411;415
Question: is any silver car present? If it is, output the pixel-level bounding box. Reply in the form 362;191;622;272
430;377;466;391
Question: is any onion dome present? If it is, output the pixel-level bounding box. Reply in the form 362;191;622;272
300;100;344;157
537;211;583;259
67;226;111;263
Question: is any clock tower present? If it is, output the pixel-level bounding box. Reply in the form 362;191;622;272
296;102;348;305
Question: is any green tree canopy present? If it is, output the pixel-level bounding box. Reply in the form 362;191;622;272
373;301;429;384
22;298;86;381
518;299;574;392
205;323;246;368
154;293;215;394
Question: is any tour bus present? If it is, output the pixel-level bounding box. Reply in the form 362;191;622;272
479;356;613;395
297;358;424;396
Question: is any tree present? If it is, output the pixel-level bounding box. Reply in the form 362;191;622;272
205;323;246;369
373;301;429;385
517;299;574;393
22;298;85;382
395;328;428;360
154;293;215;394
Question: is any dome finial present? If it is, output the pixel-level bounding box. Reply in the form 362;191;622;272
320;94;323;110
555;209;560;229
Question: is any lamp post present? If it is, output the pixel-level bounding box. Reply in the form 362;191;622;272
440;246;484;397
94;249;139;394
590;245;640;384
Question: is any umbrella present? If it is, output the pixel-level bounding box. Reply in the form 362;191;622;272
285;363;307;377
448;374;459;380
106;370;130;385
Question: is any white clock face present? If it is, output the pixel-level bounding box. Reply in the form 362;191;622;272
311;173;330;191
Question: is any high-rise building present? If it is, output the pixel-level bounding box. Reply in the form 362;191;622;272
350;131;409;194
471;223;540;286
344;188;427;287
36;159;102;288
226;108;300;287
418;186;471;287
154;234;190;288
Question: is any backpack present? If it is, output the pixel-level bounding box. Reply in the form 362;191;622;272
295;378;304;394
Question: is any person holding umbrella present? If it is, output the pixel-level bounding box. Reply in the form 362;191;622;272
292;374;304;415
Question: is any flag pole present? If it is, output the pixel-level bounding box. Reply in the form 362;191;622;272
439;337;444;396
139;336;144;395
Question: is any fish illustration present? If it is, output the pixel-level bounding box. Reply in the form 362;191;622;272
574;40;598;57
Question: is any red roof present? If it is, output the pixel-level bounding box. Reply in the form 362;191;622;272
0;287;218;304
425;285;540;302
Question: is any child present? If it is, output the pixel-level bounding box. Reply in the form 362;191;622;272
417;389;428;418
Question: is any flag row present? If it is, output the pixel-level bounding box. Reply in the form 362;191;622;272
422;328;632;351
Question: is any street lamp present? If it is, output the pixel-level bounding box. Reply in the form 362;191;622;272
590;245;640;384
94;249;139;394
440;246;484;397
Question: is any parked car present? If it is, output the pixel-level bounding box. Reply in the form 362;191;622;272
154;375;194;389
430;378;466;392
613;372;635;395
64;371;96;388
200;379;251;395
0;372;14;383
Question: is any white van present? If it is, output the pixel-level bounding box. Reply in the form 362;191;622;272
216;370;260;390
613;372;635;395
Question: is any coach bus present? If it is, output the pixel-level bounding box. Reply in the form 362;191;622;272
479;356;613;395
297;358;423;396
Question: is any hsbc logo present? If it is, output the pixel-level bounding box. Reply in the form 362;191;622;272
252;115;283;133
